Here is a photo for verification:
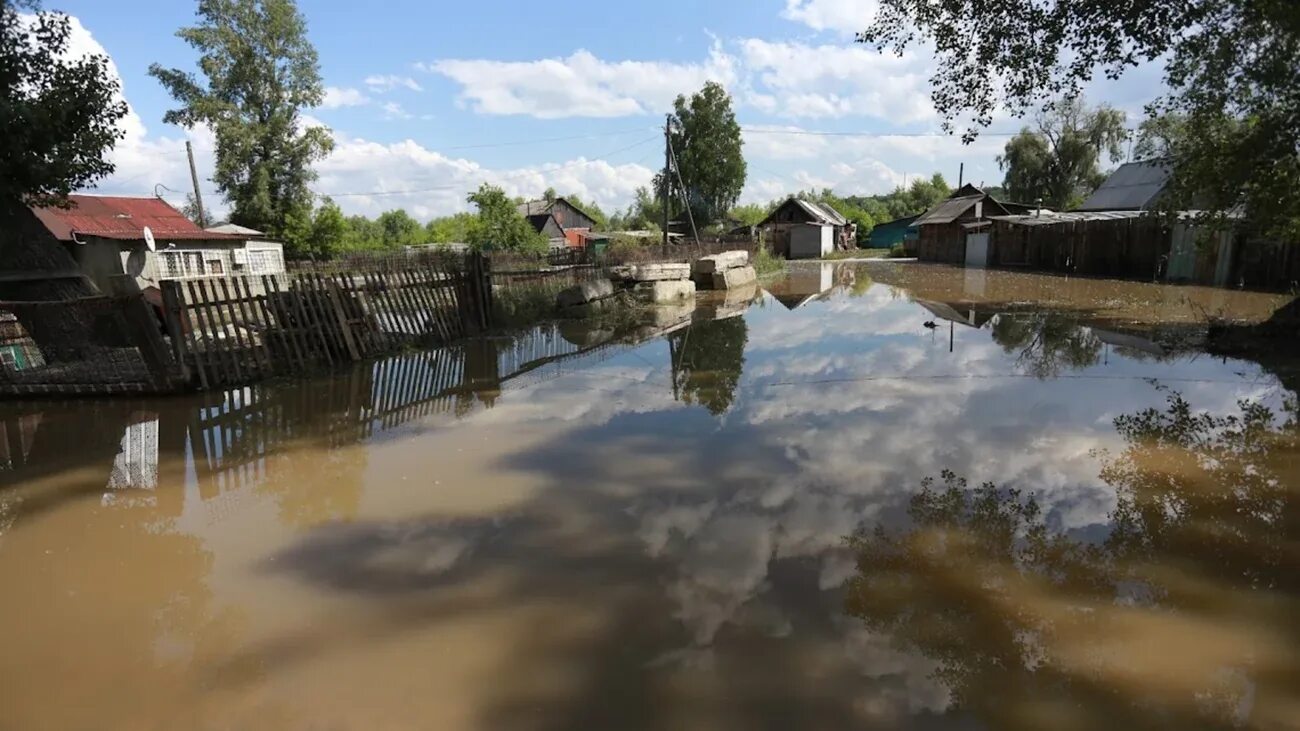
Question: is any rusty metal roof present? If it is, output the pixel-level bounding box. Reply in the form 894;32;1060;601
30;195;244;242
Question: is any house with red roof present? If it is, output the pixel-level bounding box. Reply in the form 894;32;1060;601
22;195;285;296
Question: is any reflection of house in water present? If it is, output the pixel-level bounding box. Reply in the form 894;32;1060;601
106;415;159;491
1093;328;1166;360
763;264;836;310
916;300;998;330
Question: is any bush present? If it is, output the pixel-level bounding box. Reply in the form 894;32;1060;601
753;245;786;276
889;243;908;258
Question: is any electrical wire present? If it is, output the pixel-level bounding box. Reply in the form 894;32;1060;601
316;135;660;198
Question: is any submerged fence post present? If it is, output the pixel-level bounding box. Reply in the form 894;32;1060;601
159;280;192;386
326;277;362;361
107;275;181;392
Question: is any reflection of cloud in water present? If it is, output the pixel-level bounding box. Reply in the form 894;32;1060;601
668;514;774;645
270;517;512;592
838;619;952;717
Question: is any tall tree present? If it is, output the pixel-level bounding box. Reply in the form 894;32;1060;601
376;208;422;248
860;0;1300;239
426;212;476;243
997;99;1127;209
615;186;664;231
658;82;746;226
465;183;547;254
304;197;345;259
1132;112;1188;161
1;0;127;208
149;0;333;239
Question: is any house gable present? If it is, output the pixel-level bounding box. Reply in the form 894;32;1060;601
516;197;598;231
759;198;849;227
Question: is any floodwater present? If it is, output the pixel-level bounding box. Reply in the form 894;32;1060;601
2;262;1298;731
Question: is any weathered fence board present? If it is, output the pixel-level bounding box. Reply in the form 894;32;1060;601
163;256;483;391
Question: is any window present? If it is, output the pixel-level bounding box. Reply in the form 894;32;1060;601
245;247;284;275
158;251;208;279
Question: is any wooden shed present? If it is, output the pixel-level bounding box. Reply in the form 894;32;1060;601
759;198;855;258
912;185;1011;264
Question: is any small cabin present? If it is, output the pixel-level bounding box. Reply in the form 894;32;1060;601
758;198;856;258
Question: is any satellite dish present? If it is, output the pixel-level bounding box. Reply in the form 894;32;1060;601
143;226;156;252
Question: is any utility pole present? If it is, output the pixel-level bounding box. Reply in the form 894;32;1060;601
185;140;207;228
662;114;671;246
668;136;700;246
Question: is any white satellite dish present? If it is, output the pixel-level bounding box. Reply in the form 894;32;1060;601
142;226;156;252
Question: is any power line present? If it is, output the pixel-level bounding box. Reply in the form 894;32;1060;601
741;125;1139;138
438;126;659;151
741;126;1025;138
315;135;660;198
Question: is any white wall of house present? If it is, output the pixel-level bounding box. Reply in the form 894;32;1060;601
72;237;285;294
789;224;833;259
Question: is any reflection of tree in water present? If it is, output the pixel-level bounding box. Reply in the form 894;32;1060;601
991;312;1102;378
669;317;748;415
844;394;1299;729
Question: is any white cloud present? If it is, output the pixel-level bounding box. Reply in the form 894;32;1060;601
54;14;653;221
364;74;423;93
424;43;738;119
39;14;222;215
782;0;881;34
424;38;934;124
312;131;656;220
380;101;412;120
738;39;935;124
322;86;370;109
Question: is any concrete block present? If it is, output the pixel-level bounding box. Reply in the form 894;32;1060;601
692;250;749;275
634;279;696;304
708;265;757;290
624;263;691;282
640;302;696;332
556;279;617;309
697;281;759;320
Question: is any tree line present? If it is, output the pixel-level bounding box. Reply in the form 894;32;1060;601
6;0;1296;266
863;0;1300;239
277;187;612;260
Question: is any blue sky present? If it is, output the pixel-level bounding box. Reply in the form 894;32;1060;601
49;0;1166;221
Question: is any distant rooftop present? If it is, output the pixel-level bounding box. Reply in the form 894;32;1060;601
205;223;265;236
1077;160;1172;211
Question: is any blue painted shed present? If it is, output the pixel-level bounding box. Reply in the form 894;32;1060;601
867;214;920;249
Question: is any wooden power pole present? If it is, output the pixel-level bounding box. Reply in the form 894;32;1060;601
186;140;207;228
662;115;671;246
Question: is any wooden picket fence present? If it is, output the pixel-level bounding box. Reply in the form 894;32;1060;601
161;255;487;390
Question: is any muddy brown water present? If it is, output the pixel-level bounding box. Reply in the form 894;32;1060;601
2;263;1298;730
